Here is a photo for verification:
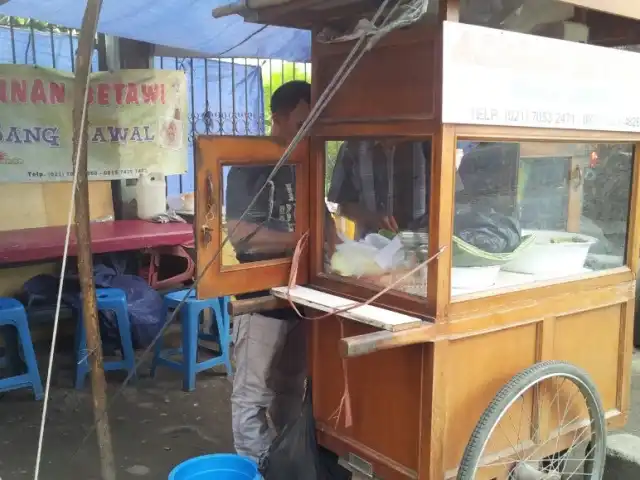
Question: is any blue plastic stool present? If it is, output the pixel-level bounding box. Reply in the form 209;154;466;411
0;298;43;400
150;290;232;392
75;288;136;389
169;454;260;480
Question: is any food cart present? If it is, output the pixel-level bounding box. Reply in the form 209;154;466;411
196;1;640;478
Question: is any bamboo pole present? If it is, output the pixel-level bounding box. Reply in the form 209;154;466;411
71;1;116;479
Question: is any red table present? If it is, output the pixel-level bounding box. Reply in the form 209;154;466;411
0;220;194;265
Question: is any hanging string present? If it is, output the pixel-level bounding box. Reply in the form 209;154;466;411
331;319;353;428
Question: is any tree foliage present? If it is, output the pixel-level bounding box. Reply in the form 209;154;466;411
0;15;76;34
261;60;309;133
261;61;339;191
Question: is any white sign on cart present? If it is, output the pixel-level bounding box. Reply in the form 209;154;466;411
441;21;640;133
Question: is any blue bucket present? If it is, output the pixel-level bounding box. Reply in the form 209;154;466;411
169;454;261;480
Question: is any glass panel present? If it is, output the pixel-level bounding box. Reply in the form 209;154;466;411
452;141;633;297
324;138;434;298
223;163;296;266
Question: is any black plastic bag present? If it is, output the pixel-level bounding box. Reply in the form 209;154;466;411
260;380;351;480
260;379;322;480
454;203;522;254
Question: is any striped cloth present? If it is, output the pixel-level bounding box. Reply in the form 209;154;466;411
327;140;431;239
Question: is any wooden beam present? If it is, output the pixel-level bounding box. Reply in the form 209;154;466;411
228;295;285;316
440;0;460;22
426;124;456;320
71;2;116;480
559;0;640;22
339;324;437;357
419;340;450;479
586;10;640;46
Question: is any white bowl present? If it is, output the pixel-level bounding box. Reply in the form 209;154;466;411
502;230;597;275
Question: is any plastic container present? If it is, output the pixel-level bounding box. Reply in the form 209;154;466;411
167;194;183;211
451;265;501;290
363;233;392;250
167;193;195;214
136;173;167;219
169;454;261;480
181;192;195;212
502;230;597;275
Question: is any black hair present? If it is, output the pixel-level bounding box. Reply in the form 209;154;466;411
270;80;311;115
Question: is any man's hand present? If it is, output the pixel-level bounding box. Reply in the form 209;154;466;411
340;203;399;234
375;214;399;233
362;210;398;233
227;220;297;253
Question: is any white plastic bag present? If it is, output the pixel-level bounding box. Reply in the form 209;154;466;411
330;241;383;277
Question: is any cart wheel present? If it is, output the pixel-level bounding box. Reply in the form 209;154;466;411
457;361;606;480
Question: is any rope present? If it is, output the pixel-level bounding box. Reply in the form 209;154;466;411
317;0;430;44
70;0;432;457
33;4;101;479
286;232;444;321
285;231;445;429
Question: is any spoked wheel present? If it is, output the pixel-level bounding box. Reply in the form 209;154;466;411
457;361;606;480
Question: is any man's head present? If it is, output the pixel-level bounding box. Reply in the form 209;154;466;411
270;80;311;141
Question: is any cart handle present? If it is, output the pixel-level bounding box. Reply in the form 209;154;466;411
340;324;437;358
228;295;285;316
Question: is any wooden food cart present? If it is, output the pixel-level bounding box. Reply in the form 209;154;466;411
197;1;640;478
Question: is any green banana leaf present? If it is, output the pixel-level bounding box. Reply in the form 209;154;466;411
452;234;536;267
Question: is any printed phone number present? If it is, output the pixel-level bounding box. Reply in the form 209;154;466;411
472;107;640;130
472;107;577;126
27;168;149;178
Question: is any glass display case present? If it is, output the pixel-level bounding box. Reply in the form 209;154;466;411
323;138;433;298
450;140;633;298
316;136;634;309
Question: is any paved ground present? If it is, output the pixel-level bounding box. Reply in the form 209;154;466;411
623;350;640;437
0;343;234;480
2;345;640;479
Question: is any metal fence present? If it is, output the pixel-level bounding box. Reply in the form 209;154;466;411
0;17;311;193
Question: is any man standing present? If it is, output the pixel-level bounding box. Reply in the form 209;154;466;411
328;140;465;238
226;80;311;462
328;140;430;239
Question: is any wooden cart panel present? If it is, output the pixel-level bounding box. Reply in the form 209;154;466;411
443;303;626;473
309;284;634;479
444;323;539;472
312;25;439;133
311;318;423;477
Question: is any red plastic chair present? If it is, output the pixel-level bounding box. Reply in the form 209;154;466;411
141;244;195;290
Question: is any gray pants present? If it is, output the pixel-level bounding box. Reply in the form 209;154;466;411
231;312;307;461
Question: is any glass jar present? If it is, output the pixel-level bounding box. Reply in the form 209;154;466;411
398;231;419;268
398;230;429;294
416;244;430;286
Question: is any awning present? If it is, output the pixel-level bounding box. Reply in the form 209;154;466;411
0;0;312;61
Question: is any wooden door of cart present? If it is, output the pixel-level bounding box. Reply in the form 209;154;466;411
198;1;640;478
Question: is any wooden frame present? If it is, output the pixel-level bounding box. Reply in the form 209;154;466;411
195;1;640;479
309;130;637;323
310;135;437;320
194;136;310;298
448;129;637;303
301;4;640;479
